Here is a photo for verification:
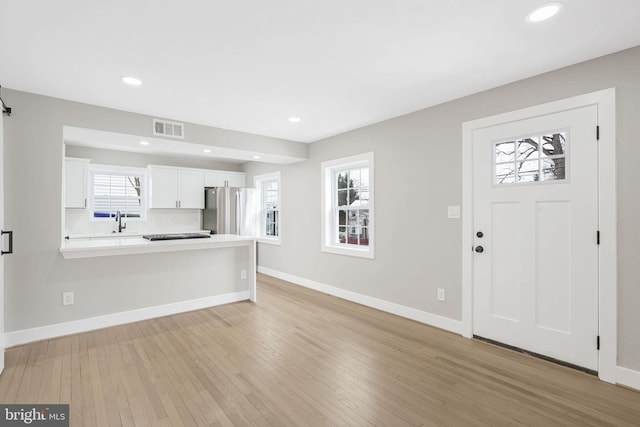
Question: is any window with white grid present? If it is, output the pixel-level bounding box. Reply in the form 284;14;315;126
254;172;281;244
321;152;374;259
90;166;146;220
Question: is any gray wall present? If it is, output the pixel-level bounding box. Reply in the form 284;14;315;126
2;90;305;332
244;45;640;371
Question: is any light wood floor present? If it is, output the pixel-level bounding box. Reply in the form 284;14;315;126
0;274;639;426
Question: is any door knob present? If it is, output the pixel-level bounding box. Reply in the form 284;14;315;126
475;246;484;253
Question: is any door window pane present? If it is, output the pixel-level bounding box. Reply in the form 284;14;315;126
496;163;516;184
496;141;516;163
495;131;567;185
517;160;539;183
518;137;540;160
542;132;566;155
542;157;566;181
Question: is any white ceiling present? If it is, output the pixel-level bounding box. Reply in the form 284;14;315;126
2;0;640;143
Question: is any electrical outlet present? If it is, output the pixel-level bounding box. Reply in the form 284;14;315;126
63;292;74;306
437;288;446;302
240;269;247;280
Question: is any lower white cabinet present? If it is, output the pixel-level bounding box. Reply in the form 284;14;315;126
65;157;90;208
148;166;204;209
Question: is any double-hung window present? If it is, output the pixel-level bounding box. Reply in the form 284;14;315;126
254;172;281;244
90;165;146;220
321;152;374;258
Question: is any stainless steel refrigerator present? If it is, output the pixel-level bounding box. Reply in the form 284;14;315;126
202;187;258;236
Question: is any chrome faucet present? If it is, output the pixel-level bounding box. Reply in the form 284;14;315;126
115;210;127;233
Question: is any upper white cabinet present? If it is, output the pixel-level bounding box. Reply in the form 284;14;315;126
204;171;226;187
149;166;245;209
148;166;204;209
178;169;205;208
148;166;179;208
226;172;246;188
65;157;90;208
204;171;246;188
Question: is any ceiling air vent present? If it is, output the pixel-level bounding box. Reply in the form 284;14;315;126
153;119;184;139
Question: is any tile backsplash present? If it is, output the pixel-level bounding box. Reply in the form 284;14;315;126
65;208;202;235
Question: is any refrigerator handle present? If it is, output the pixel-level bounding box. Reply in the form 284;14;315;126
235;191;241;235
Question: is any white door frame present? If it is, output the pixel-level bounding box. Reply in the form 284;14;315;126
461;88;617;383
1;108;5;374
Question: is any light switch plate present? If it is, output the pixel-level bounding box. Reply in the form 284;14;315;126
447;205;461;219
63;292;74;305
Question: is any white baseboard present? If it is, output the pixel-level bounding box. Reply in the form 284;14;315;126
258;266;463;335
616;366;640;391
5;290;250;348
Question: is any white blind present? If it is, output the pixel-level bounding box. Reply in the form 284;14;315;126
91;172;143;218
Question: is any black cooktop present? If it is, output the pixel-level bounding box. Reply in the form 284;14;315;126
142;233;211;241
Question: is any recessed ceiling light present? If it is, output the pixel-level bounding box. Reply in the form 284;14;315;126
288;116;301;123
253;155;261;159
203;149;211;153
139;141;149;146
122;76;142;86
526;2;563;22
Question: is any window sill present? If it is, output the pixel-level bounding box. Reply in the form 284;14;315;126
258;237;281;246
321;244;374;259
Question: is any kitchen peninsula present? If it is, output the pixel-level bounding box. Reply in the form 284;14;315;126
60;233;256;298
3;232;261;348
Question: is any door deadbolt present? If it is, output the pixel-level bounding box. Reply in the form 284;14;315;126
476;231;484;238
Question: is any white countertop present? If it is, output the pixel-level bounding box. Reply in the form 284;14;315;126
60;234;255;259
64;230;208;239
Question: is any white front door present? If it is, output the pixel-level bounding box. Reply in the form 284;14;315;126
472;105;599;370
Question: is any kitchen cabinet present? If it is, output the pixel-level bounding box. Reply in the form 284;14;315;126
65;157;90;208
204;171;246;187
148;166;204;209
178;169;205;208
226;172;246;187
